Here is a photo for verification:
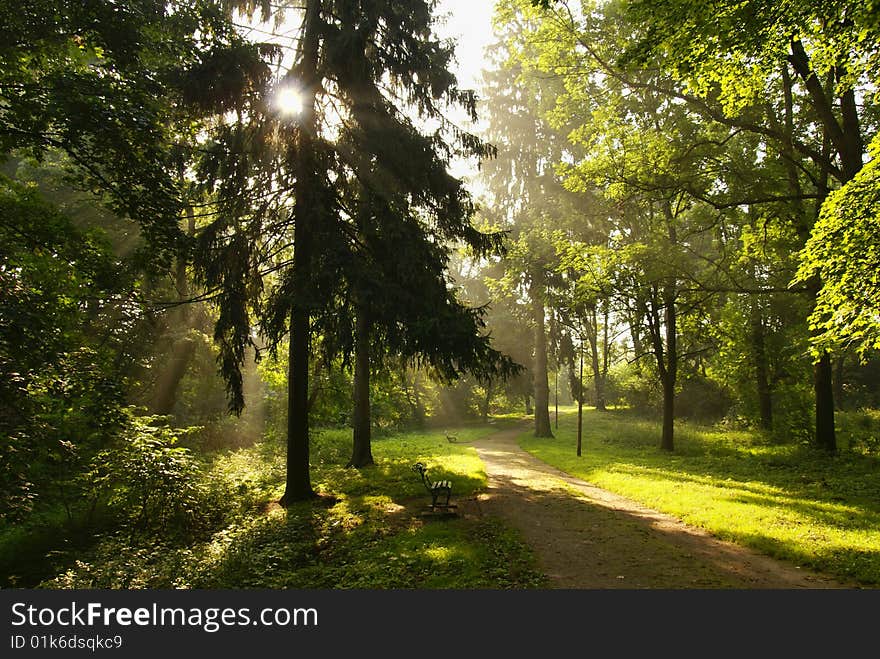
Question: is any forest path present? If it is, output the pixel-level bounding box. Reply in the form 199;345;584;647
466;423;852;588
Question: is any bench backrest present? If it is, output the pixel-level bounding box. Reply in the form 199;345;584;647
412;462;432;490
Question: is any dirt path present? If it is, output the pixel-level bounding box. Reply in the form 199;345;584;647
466;424;853;589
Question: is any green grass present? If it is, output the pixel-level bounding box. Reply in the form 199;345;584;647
520;407;880;586
39;421;546;589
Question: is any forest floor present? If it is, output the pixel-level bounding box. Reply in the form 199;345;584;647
460;423;855;588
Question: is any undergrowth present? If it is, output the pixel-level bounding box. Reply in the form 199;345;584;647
31;421;545;589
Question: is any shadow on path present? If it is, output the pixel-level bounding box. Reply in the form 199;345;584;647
472;424;852;589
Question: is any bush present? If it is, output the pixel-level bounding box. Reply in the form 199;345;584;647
605;361;660;412
88;414;232;542
837;409;880;455
676;376;732;422
769;383;814;444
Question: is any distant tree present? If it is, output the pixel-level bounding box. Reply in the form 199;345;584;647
514;0;878;451
479;5;594;437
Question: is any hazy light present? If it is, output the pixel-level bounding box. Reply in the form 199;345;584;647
275;86;303;116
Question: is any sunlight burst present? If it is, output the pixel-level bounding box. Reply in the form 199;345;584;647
275;86;303;116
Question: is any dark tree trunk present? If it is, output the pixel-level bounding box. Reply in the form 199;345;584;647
306;353;326;414
480;380;493;424
648;283;678;452
282;306;315;504
532;277;553;437
786;45;866;455
629;310;643;358
576;344;583;457
599;303;610;411
815;351;836;452
833;354;845;410
750;302;773;431
661;375;675;451
280;0;320;505
660;286;677;452
589;306;606;411
348;309;374;468
554;370;558;429
524;395;533;416
401;367;426;428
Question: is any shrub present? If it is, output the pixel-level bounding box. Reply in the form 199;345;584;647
88;414;231;542
676;375;732;422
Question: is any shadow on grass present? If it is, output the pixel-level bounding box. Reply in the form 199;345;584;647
549;409;880;512
198;493;544;589
519;409;880;585
6;420;536;589
478;443;860;588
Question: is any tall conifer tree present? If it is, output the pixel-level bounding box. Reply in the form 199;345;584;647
196;0;517;499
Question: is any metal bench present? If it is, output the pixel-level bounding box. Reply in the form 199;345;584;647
411;462;454;511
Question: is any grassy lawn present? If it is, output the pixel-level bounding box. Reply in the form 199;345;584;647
520;407;880;586
34;420;545;589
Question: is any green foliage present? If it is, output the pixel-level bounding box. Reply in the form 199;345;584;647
0;175;127;522
0;0;275;269
521;409;880;585
675;376;732;423
605;360;660;412
709;291;814;432
89;414;229;541
39;423;545;589
624;0;880;113
258;345;444;432
836;409;880;457
195;0;516;421
797;134;880;359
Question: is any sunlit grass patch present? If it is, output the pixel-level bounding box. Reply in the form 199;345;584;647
520;409;880;585
40;421;545;589
199;422;545;589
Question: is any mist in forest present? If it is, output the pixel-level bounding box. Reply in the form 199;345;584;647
2;0;879;591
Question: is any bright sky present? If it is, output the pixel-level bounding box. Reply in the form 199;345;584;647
249;2;499;183
435;0;498;90
433;1;499;186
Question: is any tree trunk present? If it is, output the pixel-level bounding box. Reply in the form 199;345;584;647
786;45;864;455
401;367;426;428
659;200;680;450
554;369;558;429
833;354;845;410
599;303;610;411
348;309;374;468
661;374;675;452
524;395;533;416
282;306;315;504
815;351;836;452
750;302;773;431
628;310;643;358
280;0;320;505
660;285;677;452
532;277;553;437
480;380;493;424
576;343;583;457
589;306;606;411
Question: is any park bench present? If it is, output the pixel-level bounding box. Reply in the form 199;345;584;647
411;462;455;511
